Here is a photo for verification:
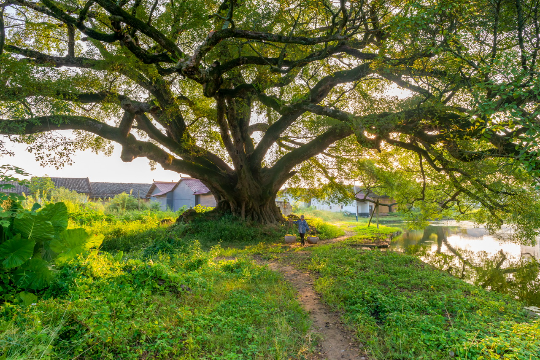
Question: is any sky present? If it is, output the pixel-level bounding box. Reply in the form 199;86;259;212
1;138;180;184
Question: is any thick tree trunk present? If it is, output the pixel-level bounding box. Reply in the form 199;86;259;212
211;184;284;224
213;195;284;223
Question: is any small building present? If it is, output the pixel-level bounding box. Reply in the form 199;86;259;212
0;177;92;196
279;187;396;217
90;182;152;200
147;178;216;211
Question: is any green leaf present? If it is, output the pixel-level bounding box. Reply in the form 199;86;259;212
37;202;68;235
19;291;37;306
31;203;41;212
50;228;103;263
14;258;52;290
13;211;55;244
0;234;35;269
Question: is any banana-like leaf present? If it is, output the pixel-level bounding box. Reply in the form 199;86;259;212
14;258;52;290
13;212;55;245
0;234;35;269
37;202;68;235
50;228;103;263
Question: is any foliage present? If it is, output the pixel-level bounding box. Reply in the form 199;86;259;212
193;204;214;213
308;246;540;359
49;187;88;204
96;222;171;253
0;201;103;298
286;216;344;240
107;192;145;212
292;207;352;223
3;0;540;225
0;165;29;206
345;224;402;244
28;176;55;201
0;248;314;359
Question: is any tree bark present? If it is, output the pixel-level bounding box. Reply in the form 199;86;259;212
210;184;284;224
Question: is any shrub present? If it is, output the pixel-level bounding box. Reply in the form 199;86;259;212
107;192;146;212
90;221;171;252
0;201;103;299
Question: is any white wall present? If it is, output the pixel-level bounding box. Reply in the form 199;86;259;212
149;188;168;211
171;181;196;211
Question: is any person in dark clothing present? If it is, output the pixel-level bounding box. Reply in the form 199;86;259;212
292;215;310;246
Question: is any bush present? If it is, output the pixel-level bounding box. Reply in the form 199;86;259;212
89;221;171;252
107;192;146;212
0;201;103;300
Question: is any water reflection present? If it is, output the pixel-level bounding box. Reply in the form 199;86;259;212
390;222;540;307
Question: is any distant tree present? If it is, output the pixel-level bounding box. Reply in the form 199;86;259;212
108;192;143;212
28;176;55;200
1;0;540;239
50;187;88;204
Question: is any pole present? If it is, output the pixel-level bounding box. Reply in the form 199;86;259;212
377;201;380;229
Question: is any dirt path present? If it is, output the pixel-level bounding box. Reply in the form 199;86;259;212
318;231;355;245
262;258;366;360
254;230;367;360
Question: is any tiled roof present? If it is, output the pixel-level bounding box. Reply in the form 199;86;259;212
182;178;210;195
147;181;178;197
147;178;211;197
90;182;152;199
0;181;30;195
51;177;92;194
355;192;375;201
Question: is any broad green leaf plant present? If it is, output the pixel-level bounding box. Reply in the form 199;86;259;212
0;201;103;298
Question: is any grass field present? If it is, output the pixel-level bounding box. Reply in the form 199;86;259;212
1;206;538;360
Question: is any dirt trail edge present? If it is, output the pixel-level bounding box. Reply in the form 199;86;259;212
257;240;367;360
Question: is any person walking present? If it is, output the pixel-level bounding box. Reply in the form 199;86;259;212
292;215;310;246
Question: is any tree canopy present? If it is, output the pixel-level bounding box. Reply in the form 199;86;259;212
0;0;539;236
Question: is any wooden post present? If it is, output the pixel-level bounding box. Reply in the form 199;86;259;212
376;200;380;229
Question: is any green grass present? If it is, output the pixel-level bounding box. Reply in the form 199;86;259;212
176;215;288;248
0;244;315;359
344;224;402;244
307;244;540;360
5;208;537;360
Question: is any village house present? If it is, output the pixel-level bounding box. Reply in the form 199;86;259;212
147;177;217;211
0;177;152;202
89;182;152;201
278;186;397;217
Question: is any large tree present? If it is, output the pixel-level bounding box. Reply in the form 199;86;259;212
0;0;539;232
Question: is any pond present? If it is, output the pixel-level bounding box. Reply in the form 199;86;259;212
388;221;540;307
